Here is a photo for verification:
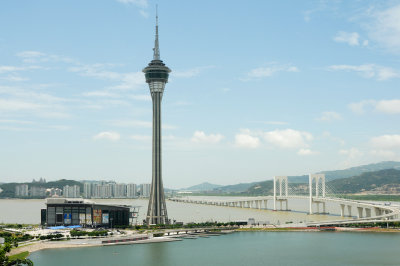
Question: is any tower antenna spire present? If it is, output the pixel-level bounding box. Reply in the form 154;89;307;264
153;4;160;60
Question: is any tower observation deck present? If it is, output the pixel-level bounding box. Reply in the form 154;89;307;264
143;10;171;225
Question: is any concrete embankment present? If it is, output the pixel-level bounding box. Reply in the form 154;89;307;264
8;236;182;256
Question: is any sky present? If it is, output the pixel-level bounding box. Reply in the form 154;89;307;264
1;0;400;188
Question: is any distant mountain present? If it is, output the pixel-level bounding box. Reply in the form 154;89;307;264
245;180;274;195
328;169;400;194
289;161;400;183
184;182;222;191
212;181;260;193
245;168;400;195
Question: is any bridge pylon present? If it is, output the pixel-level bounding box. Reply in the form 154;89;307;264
309;173;326;214
273;176;289;211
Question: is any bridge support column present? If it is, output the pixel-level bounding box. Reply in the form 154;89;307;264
255;201;259;209
347;205;352;217
357;207;363;218
322;202;326;214
274;176;288;211
340;204;345;217
273;177;276;210
264;200;268;209
365;208;371;218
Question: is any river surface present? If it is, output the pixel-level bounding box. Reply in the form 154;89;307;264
0;197;343;225
29;231;400;266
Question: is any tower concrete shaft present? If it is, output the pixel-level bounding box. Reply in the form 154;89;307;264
143;11;171;225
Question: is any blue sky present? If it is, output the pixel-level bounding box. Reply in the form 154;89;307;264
1;0;400;188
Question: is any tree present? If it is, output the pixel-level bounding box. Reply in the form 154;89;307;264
0;243;33;266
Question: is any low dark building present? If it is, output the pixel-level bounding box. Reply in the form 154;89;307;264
41;198;131;227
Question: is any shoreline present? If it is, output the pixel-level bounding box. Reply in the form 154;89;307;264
8;237;181;256
8;227;400;257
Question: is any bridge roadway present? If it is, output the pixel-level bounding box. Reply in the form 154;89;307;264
169;196;400;226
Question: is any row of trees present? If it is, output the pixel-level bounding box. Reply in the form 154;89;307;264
69;230;108;237
0;243;33;266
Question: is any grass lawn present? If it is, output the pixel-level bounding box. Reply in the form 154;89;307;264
9;251;30;261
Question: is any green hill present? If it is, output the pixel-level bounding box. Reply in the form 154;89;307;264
185;182;222;191
328;169;400;194
212;181;260;193
289;161;400;183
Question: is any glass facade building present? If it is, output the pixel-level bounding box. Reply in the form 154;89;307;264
42;198;130;227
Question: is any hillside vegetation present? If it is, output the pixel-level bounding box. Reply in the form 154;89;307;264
329;169;400;194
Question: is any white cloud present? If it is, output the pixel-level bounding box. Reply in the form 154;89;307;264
263;129;313;149
0;119;34;125
369;149;396;158
250;121;288;125
110;120;152;128
129;94;151;101
172;66;214;78
370;134;400;150
191;131;224;144
234;131;260;149
139;10;149;18
339;148;363;159
112;72;146;90
297;149;319;156
93;131;120;141
69;64;145;90
322;131;346;146
0;99;43;111
116;0;148;8
16;51;75;64
0;75;29;82
349;99;400;114
16;51;46;58
333;31;360;46
328;64;400;81
110;120;176;130
375;99;400;114
173;101;191;106
48;125;71;131
244;63;299;80
130;135;176;142
0;65;42;74
316;111;342;121
366;4;400;53
348;100;375;114
83;91;120;98
130;135;151;141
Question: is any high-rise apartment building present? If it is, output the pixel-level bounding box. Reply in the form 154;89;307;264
83;183;92;198
113;183;127;198
15;184;29;197
30;186;46;197
126;183;137;198
63;185;81;198
140;183;151;198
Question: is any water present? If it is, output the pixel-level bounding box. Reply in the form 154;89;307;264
29;232;400;266
0;197;342;225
